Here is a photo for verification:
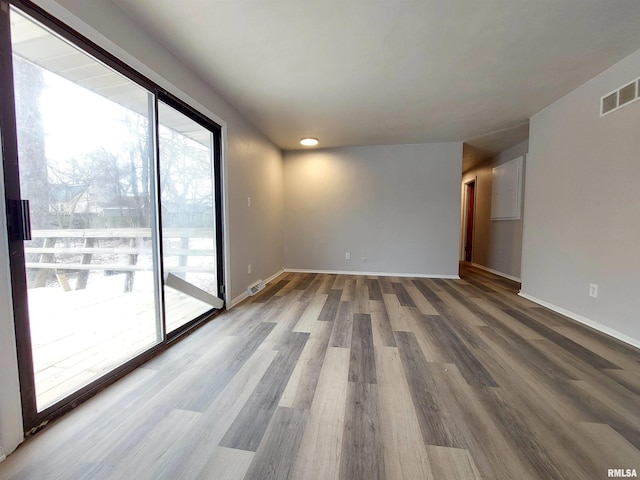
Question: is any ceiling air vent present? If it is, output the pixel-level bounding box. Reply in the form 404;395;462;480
601;76;639;116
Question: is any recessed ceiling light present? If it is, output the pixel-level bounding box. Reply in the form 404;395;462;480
300;137;319;146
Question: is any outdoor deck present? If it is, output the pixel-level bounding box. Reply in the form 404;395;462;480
22;227;218;409
28;282;213;409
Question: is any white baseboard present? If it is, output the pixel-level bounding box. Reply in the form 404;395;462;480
518;292;640;350
228;269;285;308
284;268;459;280
471;263;521;283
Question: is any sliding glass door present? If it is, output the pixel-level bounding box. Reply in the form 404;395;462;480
1;3;224;430
10;7;162;413
158;100;221;333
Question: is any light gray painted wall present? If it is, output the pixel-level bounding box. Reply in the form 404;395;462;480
462;140;528;279
521;47;640;343
284;143;463;276
225;132;283;303
0;0;284;456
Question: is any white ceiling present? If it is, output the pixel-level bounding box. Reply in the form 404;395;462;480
111;0;640;153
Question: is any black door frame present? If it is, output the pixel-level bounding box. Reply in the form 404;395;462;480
0;0;37;433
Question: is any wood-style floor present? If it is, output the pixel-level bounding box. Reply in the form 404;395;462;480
1;265;639;479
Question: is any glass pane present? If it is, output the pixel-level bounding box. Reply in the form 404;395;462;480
158;101;218;333
11;9;161;410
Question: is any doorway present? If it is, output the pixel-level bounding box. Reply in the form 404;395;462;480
464;180;476;262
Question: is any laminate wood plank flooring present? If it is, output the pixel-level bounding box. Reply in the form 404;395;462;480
220;332;309;451
369;301;397;348
1;263;639;479
279;321;332;410
339;382;385;480
395;331;466;449
318;289;341;322
290;347;349;480
375;346;433;480
367;278;383;301
243;407;308;480
328;300;353;348
196;447;254;480
348;313;377;384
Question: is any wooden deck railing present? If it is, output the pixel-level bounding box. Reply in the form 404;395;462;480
25;228;215;292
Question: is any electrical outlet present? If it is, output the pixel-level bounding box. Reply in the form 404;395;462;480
345;251;351;260
589;283;598;298
247;197;251;207
361;256;367;263
248;264;252;275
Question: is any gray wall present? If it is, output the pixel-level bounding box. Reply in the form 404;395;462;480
284;143;463;276
462;140;528;279
521;47;640;344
